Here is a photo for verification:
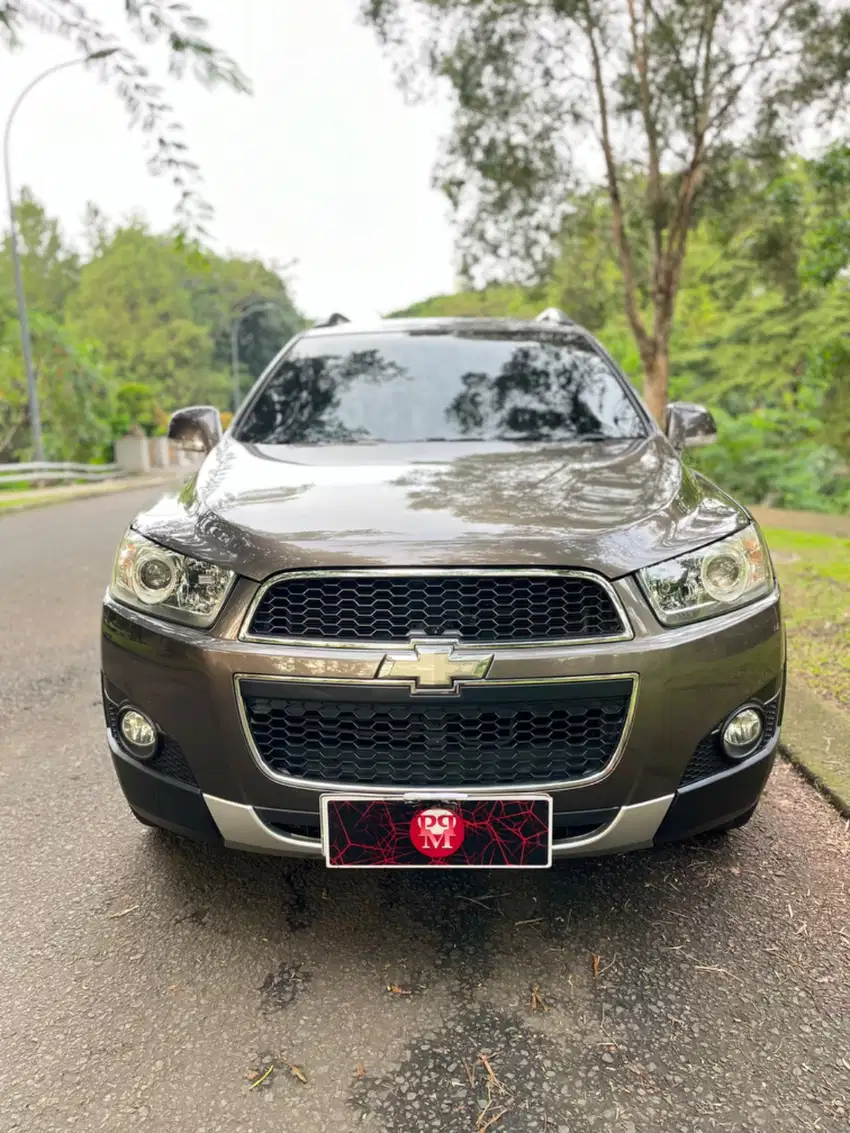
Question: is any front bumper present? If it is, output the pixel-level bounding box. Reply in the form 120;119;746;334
102;573;784;860
110;732;779;857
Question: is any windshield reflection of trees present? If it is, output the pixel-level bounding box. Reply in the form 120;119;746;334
237;337;643;444
445;342;642;440
238;350;404;444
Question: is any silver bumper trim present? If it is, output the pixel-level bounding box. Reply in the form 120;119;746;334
204;794;325;857
203;793;674;861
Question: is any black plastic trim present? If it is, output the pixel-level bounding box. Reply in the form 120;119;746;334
109;737;221;843
254;803;619;827
655;734;779;843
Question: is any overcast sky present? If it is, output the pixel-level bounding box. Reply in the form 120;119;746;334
0;0;457;319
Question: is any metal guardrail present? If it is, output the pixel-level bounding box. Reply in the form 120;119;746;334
0;461;125;485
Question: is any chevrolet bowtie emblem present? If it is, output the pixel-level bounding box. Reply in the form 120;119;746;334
377;642;493;691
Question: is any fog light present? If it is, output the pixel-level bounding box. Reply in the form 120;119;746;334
722;707;764;760
118;708;158;760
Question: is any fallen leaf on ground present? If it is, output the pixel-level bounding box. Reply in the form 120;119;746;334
386;984;412;996
530;983;551;1012
591;954;601;980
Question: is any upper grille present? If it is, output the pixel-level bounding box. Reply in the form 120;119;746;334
680;697;781;787
247;571;626;645
242;684;631;788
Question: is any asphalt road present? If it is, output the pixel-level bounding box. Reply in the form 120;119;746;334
1;488;848;1133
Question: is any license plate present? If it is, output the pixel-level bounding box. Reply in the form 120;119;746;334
321;795;553;869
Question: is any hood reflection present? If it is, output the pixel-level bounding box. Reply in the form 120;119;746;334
133;436;746;581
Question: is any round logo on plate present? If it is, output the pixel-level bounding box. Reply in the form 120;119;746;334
410;806;465;860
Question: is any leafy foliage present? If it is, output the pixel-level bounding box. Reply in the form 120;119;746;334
362;0;850;420
0;192;304;462
0;0;250;235
395;148;850;513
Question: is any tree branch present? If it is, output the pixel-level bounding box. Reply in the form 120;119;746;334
627;0;664;305
585;7;652;360
705;0;800;136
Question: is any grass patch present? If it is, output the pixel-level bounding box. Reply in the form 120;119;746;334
0;492;64;511
763;527;850;714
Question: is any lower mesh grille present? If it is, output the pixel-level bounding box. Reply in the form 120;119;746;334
242;684;631;788
104;697;198;787
680;697;781;787
151;738;199;786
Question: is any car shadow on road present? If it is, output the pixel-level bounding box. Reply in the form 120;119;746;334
129;815;833;1131
140;822;747;985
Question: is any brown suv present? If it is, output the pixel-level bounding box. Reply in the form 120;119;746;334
101;311;784;869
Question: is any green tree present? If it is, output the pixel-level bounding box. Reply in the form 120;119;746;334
66;220;302;417
0;312;115;462
0;0;250;233
0;194;306;463
181;249;304;387
67;224;218;409
394;148;850;511
362;0;850;423
0;190;79;318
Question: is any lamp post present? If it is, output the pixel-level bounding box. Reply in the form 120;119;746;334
230;300;291;413
3;50;116;461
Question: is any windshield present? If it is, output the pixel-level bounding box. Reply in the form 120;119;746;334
235;330;646;445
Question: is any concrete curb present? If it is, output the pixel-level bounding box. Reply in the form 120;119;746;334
780;679;850;817
0;473;186;514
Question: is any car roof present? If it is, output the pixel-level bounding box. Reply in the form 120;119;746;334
299;315;588;339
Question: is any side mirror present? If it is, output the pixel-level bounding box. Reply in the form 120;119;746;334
666;402;717;450
167;406;222;454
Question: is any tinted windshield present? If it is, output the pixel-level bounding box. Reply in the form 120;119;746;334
235;331;646;445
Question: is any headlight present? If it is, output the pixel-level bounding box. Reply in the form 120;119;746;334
110;529;235;627
638;524;774;626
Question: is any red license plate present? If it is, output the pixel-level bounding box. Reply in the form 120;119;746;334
321;795;553;869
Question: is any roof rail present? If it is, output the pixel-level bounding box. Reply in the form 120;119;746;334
312;312;351;328
535;307;575;326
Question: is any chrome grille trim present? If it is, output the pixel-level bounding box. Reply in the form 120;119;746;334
239;568;633;649
235;672;640;794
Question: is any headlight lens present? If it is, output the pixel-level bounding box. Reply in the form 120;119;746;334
638;524;774;626
111;529;235;627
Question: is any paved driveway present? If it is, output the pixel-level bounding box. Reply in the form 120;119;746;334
1;489;847;1132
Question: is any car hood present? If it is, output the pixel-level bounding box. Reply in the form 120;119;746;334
134;435;748;581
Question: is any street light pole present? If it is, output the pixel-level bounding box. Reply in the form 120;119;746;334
230;300;291;413
3;52;116;461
